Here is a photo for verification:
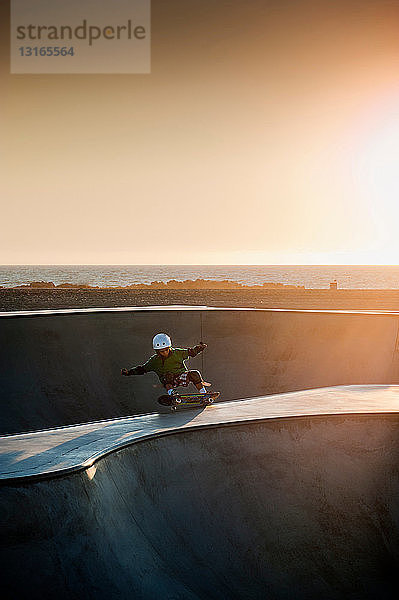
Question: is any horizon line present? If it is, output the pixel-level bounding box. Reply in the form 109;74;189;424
1;263;399;268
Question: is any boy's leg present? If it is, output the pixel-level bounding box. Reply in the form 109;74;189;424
163;374;177;396
187;370;208;393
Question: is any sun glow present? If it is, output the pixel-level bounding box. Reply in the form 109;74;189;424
345;98;399;265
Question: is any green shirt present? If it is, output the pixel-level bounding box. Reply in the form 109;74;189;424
141;348;190;377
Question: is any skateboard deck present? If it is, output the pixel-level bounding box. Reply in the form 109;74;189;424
158;391;220;410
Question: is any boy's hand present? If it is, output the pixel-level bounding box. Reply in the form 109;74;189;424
199;342;207;350
121;368;130;376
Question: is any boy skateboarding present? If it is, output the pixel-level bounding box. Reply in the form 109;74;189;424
121;333;210;405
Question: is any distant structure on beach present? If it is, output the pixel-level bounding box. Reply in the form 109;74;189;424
330;280;338;290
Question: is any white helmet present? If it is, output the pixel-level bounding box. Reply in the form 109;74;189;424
153;333;172;350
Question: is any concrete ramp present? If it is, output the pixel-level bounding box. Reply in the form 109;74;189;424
1;307;399;434
1;387;399;599
2;307;399;598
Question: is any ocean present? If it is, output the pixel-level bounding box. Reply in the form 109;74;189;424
1;265;399;289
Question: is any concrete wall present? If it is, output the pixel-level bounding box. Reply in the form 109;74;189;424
1;414;399;599
1;308;399;434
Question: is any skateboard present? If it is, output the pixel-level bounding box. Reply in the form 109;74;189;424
158;391;220;411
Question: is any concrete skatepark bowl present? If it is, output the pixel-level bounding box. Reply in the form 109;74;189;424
1;307;399;599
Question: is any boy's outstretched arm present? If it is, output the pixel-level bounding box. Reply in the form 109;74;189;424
121;365;147;376
121;356;155;376
187;342;207;357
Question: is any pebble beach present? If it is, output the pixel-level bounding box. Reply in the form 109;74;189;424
2;287;399;312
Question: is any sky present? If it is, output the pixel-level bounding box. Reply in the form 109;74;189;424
2;0;399;265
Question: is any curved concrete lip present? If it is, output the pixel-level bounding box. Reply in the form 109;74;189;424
1;305;399;318
1;385;399;484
